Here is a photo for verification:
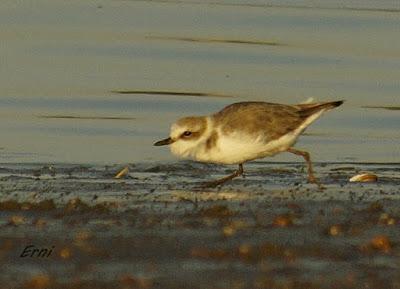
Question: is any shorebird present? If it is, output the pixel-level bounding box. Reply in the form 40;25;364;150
154;100;343;187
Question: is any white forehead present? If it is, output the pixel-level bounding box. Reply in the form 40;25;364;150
169;116;205;138
170;123;187;138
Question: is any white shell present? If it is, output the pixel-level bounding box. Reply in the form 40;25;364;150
349;173;378;182
114;166;129;179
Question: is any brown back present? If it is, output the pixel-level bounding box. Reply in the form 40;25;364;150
213;101;343;141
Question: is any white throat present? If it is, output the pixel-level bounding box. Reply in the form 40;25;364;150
170;117;213;159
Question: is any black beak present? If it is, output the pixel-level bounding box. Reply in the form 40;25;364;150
154;137;174;146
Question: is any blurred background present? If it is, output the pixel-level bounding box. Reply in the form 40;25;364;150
1;0;399;163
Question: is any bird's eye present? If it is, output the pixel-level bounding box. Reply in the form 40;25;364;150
182;131;192;137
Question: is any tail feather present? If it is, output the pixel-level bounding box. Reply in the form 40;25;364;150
296;100;344;118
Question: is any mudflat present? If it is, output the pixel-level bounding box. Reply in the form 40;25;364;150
0;162;399;289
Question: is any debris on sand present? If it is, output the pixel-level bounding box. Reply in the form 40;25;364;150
199;205;236;219
0;199;56;211
273;214;294;227
360;235;393;254
23;274;51;289
349;173;378;182
114;166;129;179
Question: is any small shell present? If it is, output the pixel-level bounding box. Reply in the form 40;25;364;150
60;247;72;259
9;215;26;226
222;226;236;237
273;215;293;227
329;224;343;236
370;235;391;253
349;173;378;183
114;166;129;179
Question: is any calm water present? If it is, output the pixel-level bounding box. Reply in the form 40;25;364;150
0;0;399;163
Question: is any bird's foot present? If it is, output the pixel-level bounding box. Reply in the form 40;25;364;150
199;175;235;188
308;175;318;184
308;176;326;190
199;179;225;189
198;166;243;189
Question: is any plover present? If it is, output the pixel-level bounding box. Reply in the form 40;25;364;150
154;100;343;187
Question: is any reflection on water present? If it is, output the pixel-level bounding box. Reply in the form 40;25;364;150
37;115;137;120
137;0;400;12
0;0;399;163
363;106;400;111
113;90;234;98
147;36;282;46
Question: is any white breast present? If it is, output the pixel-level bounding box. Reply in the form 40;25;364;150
195;131;295;164
194;109;326;165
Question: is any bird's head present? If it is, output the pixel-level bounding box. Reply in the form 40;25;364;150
154;116;208;158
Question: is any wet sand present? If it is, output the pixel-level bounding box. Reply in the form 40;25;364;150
0;161;399;289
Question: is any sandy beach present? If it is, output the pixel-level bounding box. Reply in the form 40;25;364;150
0;162;399;288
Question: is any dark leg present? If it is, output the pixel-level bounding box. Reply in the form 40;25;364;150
202;164;244;188
287;148;318;184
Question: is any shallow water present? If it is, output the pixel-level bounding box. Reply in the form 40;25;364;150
0;0;399;163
